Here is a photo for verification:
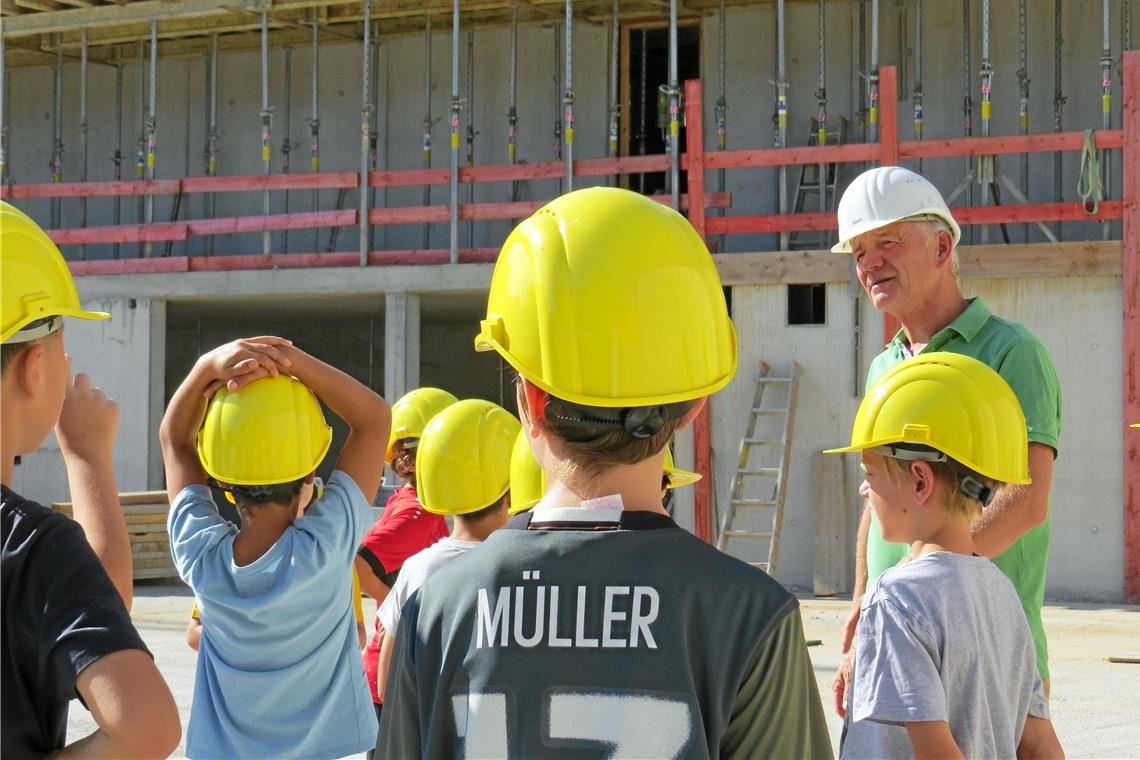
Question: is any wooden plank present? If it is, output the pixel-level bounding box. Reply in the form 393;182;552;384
10;179;180;198
48;222;188;245
128;541;173;554
180;171;358;193
704;143;879;171
574;154;672;177
69;257;190;276
813;453;851;596
370;167;451;188
188;252;361;271
1123;49;1140;605
714;250;851;286
958;241;1122;278
186;208;355;236
707;211;836;235
953;201;1123;225
899;129;1124;160
1;0;259;35
117;490;169;505
684;78;707;239
132;567;181;580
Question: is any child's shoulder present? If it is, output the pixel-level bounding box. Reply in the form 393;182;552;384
869;552;998;614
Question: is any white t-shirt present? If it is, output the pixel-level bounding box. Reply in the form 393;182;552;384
376;537;480;636
841;551;1048;759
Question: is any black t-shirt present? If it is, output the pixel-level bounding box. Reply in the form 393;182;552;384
1;485;150;757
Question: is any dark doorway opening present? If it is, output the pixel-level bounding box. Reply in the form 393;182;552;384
627;24;700;197
787;284;827;326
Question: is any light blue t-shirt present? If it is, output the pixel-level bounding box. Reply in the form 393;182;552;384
168;470;379;759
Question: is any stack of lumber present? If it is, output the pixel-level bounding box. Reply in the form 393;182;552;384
51;491;177;581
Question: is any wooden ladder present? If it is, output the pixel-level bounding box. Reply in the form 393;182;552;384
716;361;800;575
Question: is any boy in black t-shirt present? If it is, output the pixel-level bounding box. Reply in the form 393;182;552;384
0;200;182;758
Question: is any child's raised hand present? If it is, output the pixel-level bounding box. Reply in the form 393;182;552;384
56;372;120;464
198;337;294;398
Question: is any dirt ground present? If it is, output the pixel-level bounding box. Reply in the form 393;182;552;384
67;586;1140;758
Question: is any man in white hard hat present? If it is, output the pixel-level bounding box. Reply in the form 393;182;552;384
830;166;1062;721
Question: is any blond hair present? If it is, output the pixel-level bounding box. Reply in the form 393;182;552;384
881;455;987;521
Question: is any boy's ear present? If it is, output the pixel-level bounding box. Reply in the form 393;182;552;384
675;397;708;431
15;342;46;399
911;461;936;505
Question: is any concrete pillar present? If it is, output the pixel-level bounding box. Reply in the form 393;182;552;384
671;426;696;534
384;292;420;402
11;297;165;505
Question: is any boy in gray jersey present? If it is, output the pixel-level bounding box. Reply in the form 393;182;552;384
377;188;831;759
825;352;1063;759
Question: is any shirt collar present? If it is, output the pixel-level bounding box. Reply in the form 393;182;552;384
886;297;992;351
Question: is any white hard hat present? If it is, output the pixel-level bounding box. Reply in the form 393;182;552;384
832;166;962;253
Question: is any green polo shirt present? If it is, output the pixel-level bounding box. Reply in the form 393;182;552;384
865;297;1062;680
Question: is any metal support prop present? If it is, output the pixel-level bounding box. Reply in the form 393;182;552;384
607;0;620;173
856;0;866;143
1017;0;1028;239
553;22;563;171
282;47;294;251
51;36;63;230
668;0;679;210
868;0;879;144
962;0;973;234
1053;0;1064;238
914;0;924;174
466;29;475;246
776;0;788;247
113;55;123;258
449;0;460;264
715;0;727;249
565;0;575;192
308;14;320;251
817;0;827;222
426;12;437;246
144;21;157;257
1101;0;1112;239
370;25;381;251
79;30;89;259
136;39;145;253
261;8;273;256
979;0;993;243
206;34;219;256
359;0;372;265
0;33;6;188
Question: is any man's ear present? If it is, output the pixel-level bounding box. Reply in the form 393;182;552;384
675;397;708;432
911;460;937;506
934;228;955;267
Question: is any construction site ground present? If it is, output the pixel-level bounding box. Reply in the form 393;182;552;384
67;586;1140;758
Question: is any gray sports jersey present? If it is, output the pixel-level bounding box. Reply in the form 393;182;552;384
378;510;832;759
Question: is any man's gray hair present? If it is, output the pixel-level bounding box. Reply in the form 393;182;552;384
906;215;959;276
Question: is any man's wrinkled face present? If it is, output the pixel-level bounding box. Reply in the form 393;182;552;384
850;220;944;315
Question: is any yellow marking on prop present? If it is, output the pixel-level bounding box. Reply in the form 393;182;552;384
147;153;156;168
869;107;880;126
566;127;575;144
1103;94;1112;113
311;158;319;172
262;146;270;161
981;101;991;120
451;133;460;149
818;128;827;146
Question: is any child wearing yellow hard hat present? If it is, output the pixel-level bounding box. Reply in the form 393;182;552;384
377;187;831;758
161;337;389;758
825;352;1062;759
2;200;181;758
373;399;519;719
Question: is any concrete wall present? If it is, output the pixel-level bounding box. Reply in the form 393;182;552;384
4;0;1131;255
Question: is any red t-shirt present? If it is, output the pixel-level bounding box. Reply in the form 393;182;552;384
358;485;446;703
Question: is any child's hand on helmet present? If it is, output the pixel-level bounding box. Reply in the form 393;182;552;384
198;336;294;398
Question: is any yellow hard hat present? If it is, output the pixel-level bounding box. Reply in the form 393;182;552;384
824;352;1030;486
1;201;109;344
197;375;333;486
416;398;521;515
474;187;737;408
508;429;545;515
663;448;701;490
386;387;458;462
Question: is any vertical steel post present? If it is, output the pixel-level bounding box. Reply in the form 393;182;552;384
449;0;460;264
565;0;575;192
1053;0;1064;239
638;28;647;193
370;23;381;252
1102;0;1113;239
51;36;63;230
0;33;5;189
868;0;879;144
113;55;123;258
282;47;293;252
1017;0;1028;227
668;0;679;210
359;0;372;265
79;29;89;260
914;0;924;175
144;21;157;257
715;0;727;251
553;22;563;173
465;29;475;246
962;0;974;230
426;12;436;246
206;34;219;255
136;39;145;255
308;13;320;252
817;0;827;223
776;0;788;247
508;8;518;202
607;0;620;174
980;0;992;243
261;8;273;255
